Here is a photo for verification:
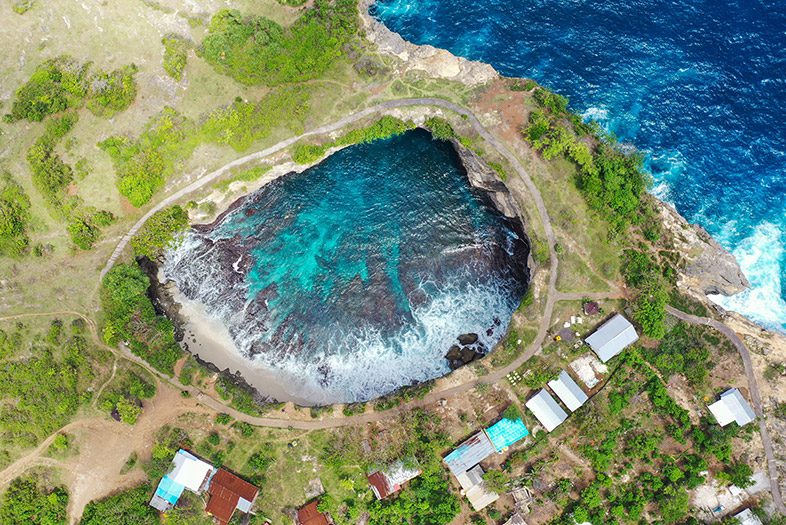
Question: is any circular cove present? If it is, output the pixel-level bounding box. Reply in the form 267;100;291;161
163;129;530;403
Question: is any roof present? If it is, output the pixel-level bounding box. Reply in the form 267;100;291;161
733;509;763;525
503;513;528;525
297;501;330;525
149;449;213;512
585;313;638;362
443;431;496;476
455;464;485;491
205;469;259;525
486;418;529;452
525;389;568;432
708;388;756;427
368;471;394;500
548;371;589;412
169;449;214;492
466;483;500;511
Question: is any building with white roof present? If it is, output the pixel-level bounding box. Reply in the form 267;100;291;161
585;313;639;363
708;388;756;427
733;508;763;525
525;389;568;432
149;449;215;512
548;371;589;412
456;464;499;511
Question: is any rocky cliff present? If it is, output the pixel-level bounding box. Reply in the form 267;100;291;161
657;199;749;297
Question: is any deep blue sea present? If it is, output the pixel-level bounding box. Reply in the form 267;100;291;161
164;130;529;402
373;0;786;329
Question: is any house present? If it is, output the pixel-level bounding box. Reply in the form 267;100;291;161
548;371;588;412
503;513;528;525
485;417;529;453
149;449;215;512
367;461;421;500
733;508;763;525
205;468;259;525
297;500;331;525
585;313;639;363
525;389;568;432
443;431;496;477
455;464;499;511
708;388;756;427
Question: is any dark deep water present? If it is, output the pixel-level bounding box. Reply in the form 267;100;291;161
164;130;529;402
373;0;786;329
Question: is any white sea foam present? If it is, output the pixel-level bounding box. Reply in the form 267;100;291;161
710;221;786;331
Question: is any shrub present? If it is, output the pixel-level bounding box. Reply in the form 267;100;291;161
5;57;88;122
423;117;457;141
0;172;32;256
26;113;78;209
0;477;68;524
86;64;138;117
199;2;358;86
101;262;182;374
131;205;189;259
80;483;157;525
67;215;100;250
161;35;189;81
292;143;328;164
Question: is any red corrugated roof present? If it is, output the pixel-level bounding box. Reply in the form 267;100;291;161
297;501;330;525
367;471;393;499
205;469;259;525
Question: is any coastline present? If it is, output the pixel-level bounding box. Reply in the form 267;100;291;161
158;131;531;406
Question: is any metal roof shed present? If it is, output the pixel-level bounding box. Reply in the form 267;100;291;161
486;418;529;452
548;371;589;412
443;432;496;476
708;388;756;427
585;313;638;363
525;389;568;432
734;509;763;525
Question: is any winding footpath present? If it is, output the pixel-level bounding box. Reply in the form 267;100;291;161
5;97;782;514
666;306;786;514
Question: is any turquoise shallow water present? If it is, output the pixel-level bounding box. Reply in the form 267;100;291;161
373;0;786;329
164;130;529;402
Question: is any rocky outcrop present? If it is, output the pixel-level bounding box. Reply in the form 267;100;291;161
445;334;488;369
453;142;522;220
657;200;749;296
359;0;497;86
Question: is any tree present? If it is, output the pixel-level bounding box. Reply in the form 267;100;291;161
0;476;68;525
724;462;754;488
80;483;157;525
482;469;508;493
131;205;189;259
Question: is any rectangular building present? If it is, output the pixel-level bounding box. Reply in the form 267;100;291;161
708;388;756;427
443;431;496;477
548;371;589;412
526;389;568;432
585;313;639;363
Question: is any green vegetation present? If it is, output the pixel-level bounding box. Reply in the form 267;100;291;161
201;87;310;151
5;56;137;122
423;117;458;141
12;0;34;14
99;107;199;207
161;35;190;81
98;369;156;424
0;172;32;257
47;432;76;458
80;483;158;525
199;2;358;86
293;116;415;164
26;112;79;211
0;476;68;524
214;165;271;192
131;205;189;259
0;319;98;450
644;322;720;388
85;64;138;118
101;262;182;374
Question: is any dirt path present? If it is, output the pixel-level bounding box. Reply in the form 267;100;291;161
665;305;786;514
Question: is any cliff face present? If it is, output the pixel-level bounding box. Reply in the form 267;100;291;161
657;200;749;296
359;0;497;86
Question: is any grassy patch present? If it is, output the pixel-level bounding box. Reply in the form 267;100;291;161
161;35;190;81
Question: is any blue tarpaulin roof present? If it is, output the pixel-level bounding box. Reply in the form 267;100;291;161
155;474;185;505
486;418;529;452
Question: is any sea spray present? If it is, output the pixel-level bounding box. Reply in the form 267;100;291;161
163;130;529;402
373;0;786;329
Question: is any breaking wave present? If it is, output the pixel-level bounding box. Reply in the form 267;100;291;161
163;130;529;402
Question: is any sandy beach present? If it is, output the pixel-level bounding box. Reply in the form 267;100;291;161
169;284;332;406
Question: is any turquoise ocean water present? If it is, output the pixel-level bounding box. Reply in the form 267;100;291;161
164;130;529;401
